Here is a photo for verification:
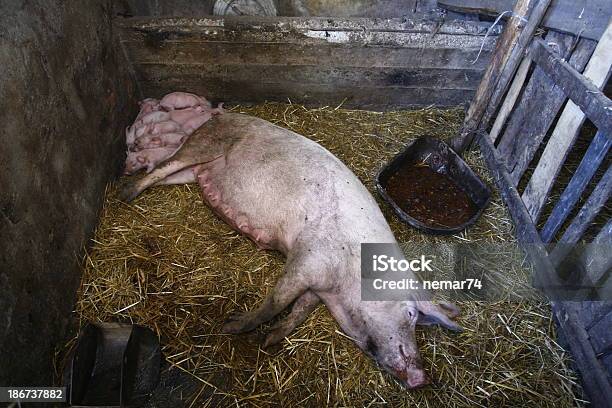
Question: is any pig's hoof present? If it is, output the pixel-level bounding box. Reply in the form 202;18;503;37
262;326;290;348
221;311;256;334
117;186;139;203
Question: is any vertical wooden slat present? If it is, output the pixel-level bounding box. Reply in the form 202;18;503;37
496;34;596;185
488;56;531;143
549;165;612;267
540;130;611;243
523;21;612;221
452;0;551;152
478;0;553;129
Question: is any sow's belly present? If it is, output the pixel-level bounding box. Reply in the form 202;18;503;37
194;149;394;257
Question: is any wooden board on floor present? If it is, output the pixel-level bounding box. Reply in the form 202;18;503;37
139;80;476;110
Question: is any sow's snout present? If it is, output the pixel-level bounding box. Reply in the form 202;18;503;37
399;367;430;389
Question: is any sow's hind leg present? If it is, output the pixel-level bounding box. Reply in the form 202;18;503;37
222;251;322;335
118;157;205;202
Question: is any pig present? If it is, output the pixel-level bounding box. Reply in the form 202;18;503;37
133;132;187;151
135;98;161;120
125;125;136;147
168;106;205;125
150;120;182;135
135;110;171;128
119;113;462;389
126;122;156;150
124;146;178;175
160;91;212;111
181;105;225;135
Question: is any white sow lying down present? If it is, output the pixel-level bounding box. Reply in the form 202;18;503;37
120;108;462;389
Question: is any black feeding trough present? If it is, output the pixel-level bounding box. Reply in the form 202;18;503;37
376;136;491;235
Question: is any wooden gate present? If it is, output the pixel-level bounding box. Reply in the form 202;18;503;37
447;0;611;405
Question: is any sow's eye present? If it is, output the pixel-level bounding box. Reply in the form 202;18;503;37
365;337;379;357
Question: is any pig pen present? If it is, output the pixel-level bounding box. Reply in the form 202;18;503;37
2;2;601;407
68;103;582;407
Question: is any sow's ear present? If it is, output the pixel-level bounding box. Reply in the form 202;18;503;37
416;302;463;332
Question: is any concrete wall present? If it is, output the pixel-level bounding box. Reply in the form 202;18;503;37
0;0;136;386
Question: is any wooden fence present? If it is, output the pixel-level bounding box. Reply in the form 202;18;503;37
449;0;611;405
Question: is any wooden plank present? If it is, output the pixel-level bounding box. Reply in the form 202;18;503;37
140;81;476;110
581;219;612;290
507;38;596;185
132;64;483;90
552;301;612;408
477;132;565;295
488;56;531;143
480;126;612;404
122;40;493;70
495;33;595;183
116;16;501;50
478;1;558;131
588;311;612;355
581;300;612;330
452;0;551;153
549;165;612;267
602;352;612;378
121;29;496;49
540;130;611;243
530;39;612;136
117;15;499;109
523;21;612;222
438;0;611;41
599;275;612;307
116;15;503;36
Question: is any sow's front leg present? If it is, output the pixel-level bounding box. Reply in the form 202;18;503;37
263;290;321;347
118;117;232;202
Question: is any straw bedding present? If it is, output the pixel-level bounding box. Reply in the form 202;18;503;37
72;103;583;407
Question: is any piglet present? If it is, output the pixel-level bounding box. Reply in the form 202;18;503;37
181;109;224;135
133;132;186;151
124;146;177;175
150;120;182;135
160;92;211;111
135;98;161;121
170;104;225;135
125;126;136;147
132;118;181;141
168;106;205;125
135;111;171;128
